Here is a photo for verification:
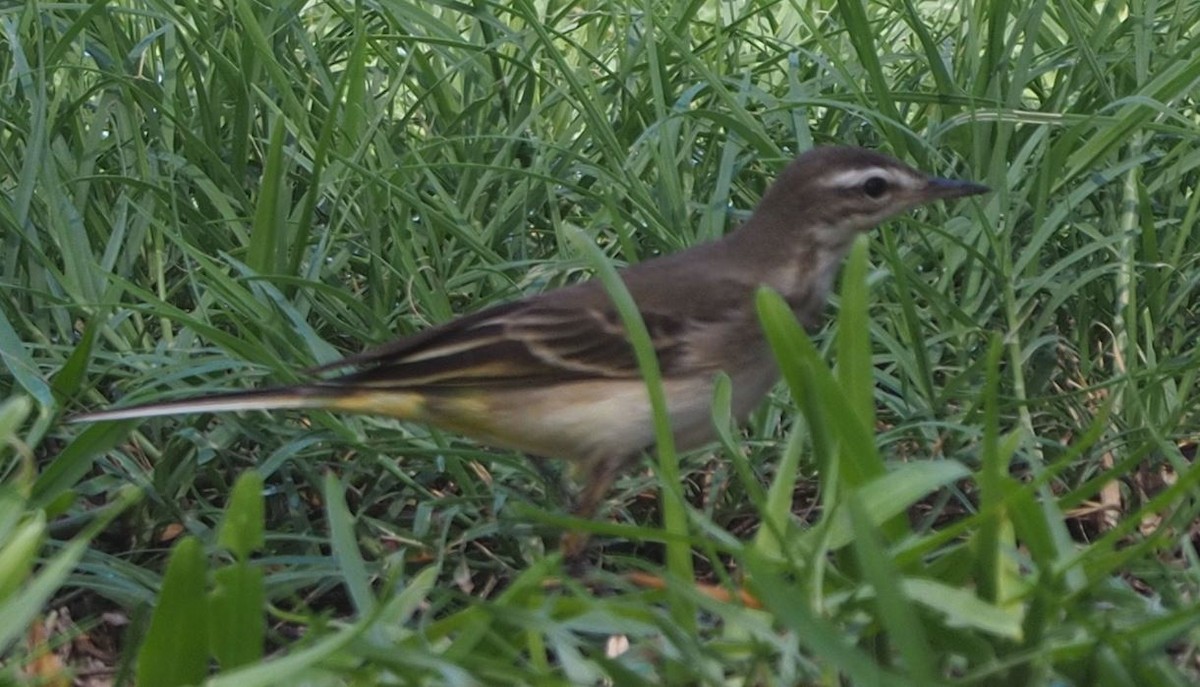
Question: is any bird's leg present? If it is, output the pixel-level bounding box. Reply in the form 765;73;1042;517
560;452;635;560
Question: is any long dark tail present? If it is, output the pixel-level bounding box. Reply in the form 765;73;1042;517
68;385;346;423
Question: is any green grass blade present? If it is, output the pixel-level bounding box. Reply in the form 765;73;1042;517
324;471;376;617
137;537;209;687
565;226;695;632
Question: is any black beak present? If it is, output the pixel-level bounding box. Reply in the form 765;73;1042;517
924;177;991;199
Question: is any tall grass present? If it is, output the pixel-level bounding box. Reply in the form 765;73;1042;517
1;0;1198;683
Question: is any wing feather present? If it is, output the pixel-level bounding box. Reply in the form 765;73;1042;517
318;278;755;389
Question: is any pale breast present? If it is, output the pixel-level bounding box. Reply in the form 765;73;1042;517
419;367;778;466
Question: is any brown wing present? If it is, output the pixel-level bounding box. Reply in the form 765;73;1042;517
312;288;712;389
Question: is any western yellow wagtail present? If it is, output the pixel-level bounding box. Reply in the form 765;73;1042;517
73;146;988;551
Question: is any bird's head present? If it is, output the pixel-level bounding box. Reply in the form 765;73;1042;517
755;146;989;247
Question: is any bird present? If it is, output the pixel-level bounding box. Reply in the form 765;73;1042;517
72;146;988;552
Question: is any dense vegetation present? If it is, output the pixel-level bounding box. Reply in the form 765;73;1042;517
2;0;1198;684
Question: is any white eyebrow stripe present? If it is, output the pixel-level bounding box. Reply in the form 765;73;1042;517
821;166;919;190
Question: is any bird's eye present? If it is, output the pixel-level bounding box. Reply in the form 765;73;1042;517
863;176;889;198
